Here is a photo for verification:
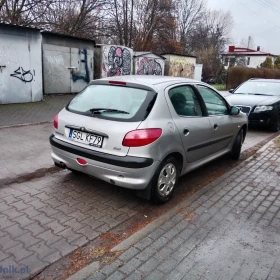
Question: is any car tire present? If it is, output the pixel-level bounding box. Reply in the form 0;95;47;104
230;129;243;160
151;157;179;204
271;116;280;132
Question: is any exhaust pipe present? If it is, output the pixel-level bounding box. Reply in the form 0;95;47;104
55;162;66;169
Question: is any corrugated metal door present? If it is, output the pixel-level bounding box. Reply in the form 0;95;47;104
70;48;93;93
43;44;71;94
0;37;33;104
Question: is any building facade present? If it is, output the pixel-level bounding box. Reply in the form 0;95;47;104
221;46;277;69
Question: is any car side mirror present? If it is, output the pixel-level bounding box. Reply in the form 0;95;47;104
229;89;234;93
230;106;240;115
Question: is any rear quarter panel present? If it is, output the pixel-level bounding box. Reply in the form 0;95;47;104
127;83;186;165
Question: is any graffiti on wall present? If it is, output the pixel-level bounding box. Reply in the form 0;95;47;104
45;54;64;66
10;67;35;83
169;58;195;79
136;57;163;75
102;46;132;77
0;44;35;83
71;49;90;83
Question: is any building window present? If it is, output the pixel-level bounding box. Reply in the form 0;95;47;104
224;57;229;66
229;58;236;67
247;57;250;66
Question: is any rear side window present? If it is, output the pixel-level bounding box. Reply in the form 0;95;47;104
67;84;157;122
168;86;203;117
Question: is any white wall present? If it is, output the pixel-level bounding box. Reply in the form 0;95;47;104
194;64;203;81
0;27;42;104
223;55;274;69
248;56;270;68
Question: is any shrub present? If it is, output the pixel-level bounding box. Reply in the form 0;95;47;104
227;67;280;89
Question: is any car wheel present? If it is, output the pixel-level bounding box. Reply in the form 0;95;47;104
271;116;280;132
230;129;243;160
151;157;179;204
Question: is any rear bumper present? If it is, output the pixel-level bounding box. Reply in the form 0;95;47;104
50;135;159;190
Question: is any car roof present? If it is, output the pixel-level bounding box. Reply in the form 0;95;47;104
99;75;201;86
249;78;280;83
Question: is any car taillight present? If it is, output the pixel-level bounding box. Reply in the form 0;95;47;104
122;129;162;147
54;114;58;129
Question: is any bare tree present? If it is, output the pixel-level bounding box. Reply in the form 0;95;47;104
176;0;205;54
0;0;52;26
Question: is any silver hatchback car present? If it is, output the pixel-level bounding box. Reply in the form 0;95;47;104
50;76;248;203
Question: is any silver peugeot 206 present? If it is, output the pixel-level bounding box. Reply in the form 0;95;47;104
50;76;248;203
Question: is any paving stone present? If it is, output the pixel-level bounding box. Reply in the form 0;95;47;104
106;270;125;280
37;230;62;245
100;259;123;276
134;247;155;262
134;237;153;250
15;232;41;248
77;226;100;240
29;241;58;259
144;269;165;280
24;222;45;236
0;215;16;230
6;243;33;262
0;234;21;250
137;257;159;275
119;258;142;275
49;238;77;257
45;220;66;234
87;271;106;280
4;223;28;238
119;247;140;262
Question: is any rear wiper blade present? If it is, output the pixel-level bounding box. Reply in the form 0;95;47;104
89;108;129;114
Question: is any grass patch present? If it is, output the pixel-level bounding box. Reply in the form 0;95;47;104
212;84;226;90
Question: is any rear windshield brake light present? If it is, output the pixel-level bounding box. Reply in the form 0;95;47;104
109;81;126;86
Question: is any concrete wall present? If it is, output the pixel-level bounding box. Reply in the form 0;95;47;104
194;64;203;81
42;33;94;94
0;25;42;104
163;54;196;79
100;45;133;78
134;55;165;75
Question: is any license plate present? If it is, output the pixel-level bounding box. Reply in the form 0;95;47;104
69;129;104;148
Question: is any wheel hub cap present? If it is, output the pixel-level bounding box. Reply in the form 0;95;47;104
158;163;176;197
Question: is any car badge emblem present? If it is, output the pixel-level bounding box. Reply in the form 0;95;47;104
81;127;85;131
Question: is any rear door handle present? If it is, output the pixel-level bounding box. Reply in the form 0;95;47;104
214;124;218;130
183;128;189;136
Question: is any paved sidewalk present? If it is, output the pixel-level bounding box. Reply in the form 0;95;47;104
0;95;75;127
0;123;54;184
83;137;280;280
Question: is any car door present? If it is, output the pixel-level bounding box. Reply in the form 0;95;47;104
166;84;213;163
196;85;235;154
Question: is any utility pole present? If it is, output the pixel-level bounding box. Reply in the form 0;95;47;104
247;36;251;49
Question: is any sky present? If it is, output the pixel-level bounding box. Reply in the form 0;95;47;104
207;0;280;54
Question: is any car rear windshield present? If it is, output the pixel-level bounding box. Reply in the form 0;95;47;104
67;84;157;122
235;81;280;96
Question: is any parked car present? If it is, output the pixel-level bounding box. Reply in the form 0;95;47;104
50;76;248;203
226;78;280;131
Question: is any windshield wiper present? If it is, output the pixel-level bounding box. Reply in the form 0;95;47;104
89;108;129;114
